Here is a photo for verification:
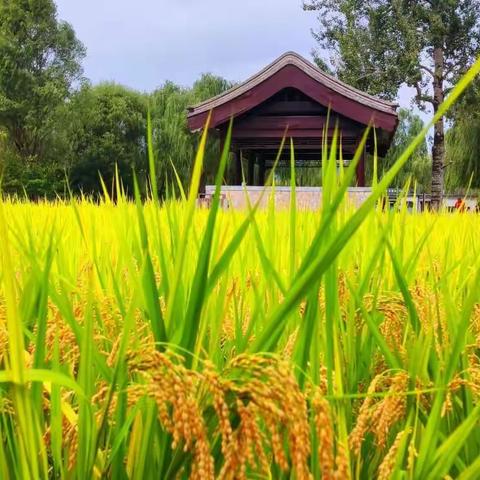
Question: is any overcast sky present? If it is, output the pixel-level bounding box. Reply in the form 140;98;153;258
55;0;421;114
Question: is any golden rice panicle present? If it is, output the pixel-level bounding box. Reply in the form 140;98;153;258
0;396;14;416
57;416;78;472
466;354;480;398
412;284;448;358
222;282;253;347
228;354;311;479
105;321;153;368
203;361;236;466
471;304;480;347
37;304;80;371
280;361;311;480
0;322;7;365
299;300;306;317
349;374;382;456
377;297;406;355
282;327;298;359
242;403;269;478
265;414;289;472
333;442;350;480
127;349;215;480
41;390;79;472
372;372;408;448
443;362;480;417
220;399;268;480
337;271;349;305
312;389;335;480
91;380;124;427
407;433;418;473
442;390;454;417
105;335;120;368
377;428;410;480
97;295;122;339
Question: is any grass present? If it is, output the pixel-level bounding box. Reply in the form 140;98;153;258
0;58;480;480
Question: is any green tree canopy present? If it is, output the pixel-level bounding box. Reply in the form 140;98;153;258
382;108;431;190
0;1;234;199
65;83;148;196
445;79;480;190
150;73;233;195
303;0;480;205
0;0;85;161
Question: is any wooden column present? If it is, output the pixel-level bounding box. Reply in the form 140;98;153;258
356;144;366;187
254;153;260;186
247;153;255;185
234;151;242;185
258;155;266;186
219;129;225;157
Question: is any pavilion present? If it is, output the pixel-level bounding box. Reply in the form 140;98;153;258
187;52;398;206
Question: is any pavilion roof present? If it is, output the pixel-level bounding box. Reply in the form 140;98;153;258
187;51;398;132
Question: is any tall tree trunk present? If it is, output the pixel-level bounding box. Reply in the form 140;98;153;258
431;45;445;210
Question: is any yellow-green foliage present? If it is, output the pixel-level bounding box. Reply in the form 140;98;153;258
1;196;480;479
1;55;480;480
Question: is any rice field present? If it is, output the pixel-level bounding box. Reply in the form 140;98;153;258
1;184;480;479
1;56;480;480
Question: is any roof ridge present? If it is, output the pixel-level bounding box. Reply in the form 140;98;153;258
187;52;292;112
187;51;398;115
282;51;398;108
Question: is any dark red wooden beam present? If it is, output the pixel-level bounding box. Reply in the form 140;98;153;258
230;140;362;150
188;64;398;132
254;100;326;115
355;143;366;187
232;115;363;133
231;130;361;139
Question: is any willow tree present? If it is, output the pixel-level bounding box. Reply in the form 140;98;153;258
303;0;480;207
150;74;233;196
445;78;480;190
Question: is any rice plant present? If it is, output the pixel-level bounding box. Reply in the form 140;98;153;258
0;59;480;480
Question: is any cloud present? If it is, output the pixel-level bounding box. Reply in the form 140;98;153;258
55;0;424;120
56;0;314;90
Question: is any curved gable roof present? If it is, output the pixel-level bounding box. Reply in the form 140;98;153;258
187;51;398;132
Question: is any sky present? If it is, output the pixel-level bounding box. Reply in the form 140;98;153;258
55;0;422;114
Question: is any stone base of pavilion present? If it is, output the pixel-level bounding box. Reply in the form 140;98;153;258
202;185;372;210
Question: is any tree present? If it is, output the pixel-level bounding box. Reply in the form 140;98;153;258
65;83;148;196
191;73;232;103
445;78;480;190
303;0;480;207
0;0;85;161
192;74;235;187
150;81;197;195
150;74;233;196
382;108;431;190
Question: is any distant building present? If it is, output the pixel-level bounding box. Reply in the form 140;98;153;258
188;51;399;208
